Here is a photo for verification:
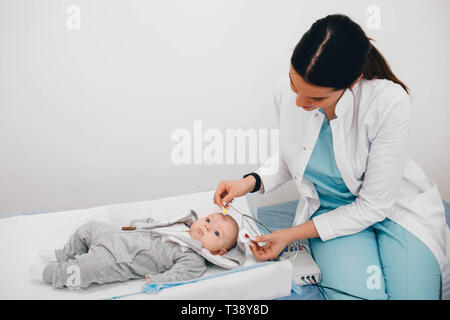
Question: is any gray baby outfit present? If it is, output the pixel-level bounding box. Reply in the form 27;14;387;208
43;210;209;289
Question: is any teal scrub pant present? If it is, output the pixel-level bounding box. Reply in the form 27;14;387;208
309;214;441;300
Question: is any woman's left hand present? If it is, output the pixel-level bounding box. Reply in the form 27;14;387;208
248;230;291;261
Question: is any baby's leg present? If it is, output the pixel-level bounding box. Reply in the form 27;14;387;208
55;221;113;262
43;245;138;289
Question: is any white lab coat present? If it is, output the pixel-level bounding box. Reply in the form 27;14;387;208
255;74;450;299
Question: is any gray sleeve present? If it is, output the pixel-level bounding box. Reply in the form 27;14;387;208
149;250;207;284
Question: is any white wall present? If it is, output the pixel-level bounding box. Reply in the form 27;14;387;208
1;0;449;217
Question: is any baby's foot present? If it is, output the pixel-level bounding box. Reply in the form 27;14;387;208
39;250;57;263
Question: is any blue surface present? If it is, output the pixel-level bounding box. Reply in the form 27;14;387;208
258;199;450;300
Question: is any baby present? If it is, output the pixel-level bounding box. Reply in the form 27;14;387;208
29;210;241;289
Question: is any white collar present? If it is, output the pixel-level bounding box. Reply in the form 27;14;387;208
335;86;356;119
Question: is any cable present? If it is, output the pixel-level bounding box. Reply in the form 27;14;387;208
228;204;274;234
311;276;327;300
227;204;370;300
301;277;310;286
310;283;369;300
228;204;303;263
300;275;368;300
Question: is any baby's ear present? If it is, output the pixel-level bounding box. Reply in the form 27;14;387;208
212;248;228;255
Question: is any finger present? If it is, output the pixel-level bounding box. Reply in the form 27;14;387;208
222;194;234;208
213;184;225;207
250;239;267;247
249;243;269;261
252;233;271;243
250;240;269;253
249;243;263;260
213;183;226;208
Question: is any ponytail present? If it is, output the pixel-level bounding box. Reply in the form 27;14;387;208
291;14;409;95
363;41;409;94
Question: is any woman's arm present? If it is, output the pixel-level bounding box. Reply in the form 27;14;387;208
284;220;319;242
213;174;266;209
244;174;265;193
312;93;411;241
249;220;319;261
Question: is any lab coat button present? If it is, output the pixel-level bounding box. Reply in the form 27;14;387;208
315;113;318;117
303;146;307;150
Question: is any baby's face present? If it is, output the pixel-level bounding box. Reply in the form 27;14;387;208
189;213;238;255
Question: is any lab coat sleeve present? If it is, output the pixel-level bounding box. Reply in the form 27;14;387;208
312;92;411;241
254;75;293;194
255;153;292;195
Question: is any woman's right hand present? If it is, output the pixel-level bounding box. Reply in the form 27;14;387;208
249;230;291;261
213;176;256;209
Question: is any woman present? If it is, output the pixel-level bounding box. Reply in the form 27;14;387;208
213;14;449;300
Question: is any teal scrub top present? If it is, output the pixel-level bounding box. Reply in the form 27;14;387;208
303;108;356;216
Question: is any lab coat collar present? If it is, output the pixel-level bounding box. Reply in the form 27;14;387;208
316;84;356;131
334;85;356;120
329;83;360;195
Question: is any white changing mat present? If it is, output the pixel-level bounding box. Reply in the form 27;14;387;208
0;190;292;300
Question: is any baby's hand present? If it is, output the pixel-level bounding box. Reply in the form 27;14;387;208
145;274;150;284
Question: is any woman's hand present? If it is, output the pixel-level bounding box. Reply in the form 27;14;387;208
213;177;256;209
248;230;291;261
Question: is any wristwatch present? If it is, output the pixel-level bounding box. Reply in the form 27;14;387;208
242;172;261;193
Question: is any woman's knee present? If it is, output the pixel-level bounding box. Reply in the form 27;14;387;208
309;233;388;300
376;219;441;300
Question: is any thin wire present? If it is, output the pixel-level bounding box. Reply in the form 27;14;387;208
282;241;300;261
228;204;274;234
301;276;367;300
229;204;304;263
311;276;327;300
310;283;369;300
227;204;369;300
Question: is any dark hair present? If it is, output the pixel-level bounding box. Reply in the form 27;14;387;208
291;14;409;94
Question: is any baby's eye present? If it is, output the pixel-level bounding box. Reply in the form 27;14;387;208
206;218;210;223
214;231;220;237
